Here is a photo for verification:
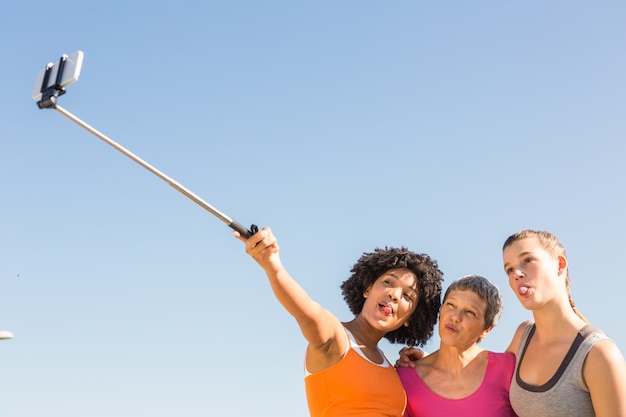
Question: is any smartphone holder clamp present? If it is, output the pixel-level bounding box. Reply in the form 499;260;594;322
36;54;69;109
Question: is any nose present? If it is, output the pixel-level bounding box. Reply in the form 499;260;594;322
512;267;525;279
450;309;461;323
388;287;401;301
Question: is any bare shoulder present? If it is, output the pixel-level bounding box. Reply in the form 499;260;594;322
583;338;626;414
505;319;533;354
305;314;349;373
415;350;439;368
583;338;626;387
587;338;626;367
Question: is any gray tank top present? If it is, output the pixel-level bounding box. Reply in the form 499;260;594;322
510;323;609;417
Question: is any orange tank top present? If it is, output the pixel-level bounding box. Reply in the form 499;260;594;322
304;330;407;417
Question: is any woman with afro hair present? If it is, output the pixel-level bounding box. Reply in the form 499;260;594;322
235;226;443;417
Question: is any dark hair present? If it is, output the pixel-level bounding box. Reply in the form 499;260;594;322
443;275;503;342
340;247;443;347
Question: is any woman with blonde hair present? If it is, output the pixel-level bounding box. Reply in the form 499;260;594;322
503;229;626;417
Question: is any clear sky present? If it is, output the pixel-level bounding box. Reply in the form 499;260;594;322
2;1;625;416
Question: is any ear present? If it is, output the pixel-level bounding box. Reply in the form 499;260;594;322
363;287;370;298
404;321;410;327
480;326;493;339
557;255;568;275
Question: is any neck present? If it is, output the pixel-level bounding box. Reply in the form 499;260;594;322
531;302;587;340
434;344;485;370
343;317;384;348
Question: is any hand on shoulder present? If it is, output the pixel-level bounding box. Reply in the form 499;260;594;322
395;346;428;368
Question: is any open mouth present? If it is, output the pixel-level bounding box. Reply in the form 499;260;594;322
518;285;531;297
379;303;393;316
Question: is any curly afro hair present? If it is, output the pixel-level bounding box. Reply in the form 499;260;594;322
340;247;443;347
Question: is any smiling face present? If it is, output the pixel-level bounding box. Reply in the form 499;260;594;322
439;289;490;349
502;236;567;310
361;268;419;332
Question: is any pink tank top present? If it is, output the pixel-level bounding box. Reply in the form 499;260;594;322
397;351;517;417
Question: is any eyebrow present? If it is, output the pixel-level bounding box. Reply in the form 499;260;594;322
385;272;418;292
503;251;534;269
445;293;482;310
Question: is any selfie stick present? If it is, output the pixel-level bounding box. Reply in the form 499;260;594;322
34;52;257;238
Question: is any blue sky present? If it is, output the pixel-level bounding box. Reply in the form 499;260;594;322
2;2;625;416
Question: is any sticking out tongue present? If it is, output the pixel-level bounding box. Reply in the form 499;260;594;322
380;304;392;315
518;286;530;296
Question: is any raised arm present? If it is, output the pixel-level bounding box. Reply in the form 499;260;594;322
235;227;347;370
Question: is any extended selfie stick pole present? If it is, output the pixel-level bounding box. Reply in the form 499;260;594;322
55;105;257;238
35;52;257;238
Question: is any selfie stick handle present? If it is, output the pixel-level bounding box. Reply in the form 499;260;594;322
53;104;257;238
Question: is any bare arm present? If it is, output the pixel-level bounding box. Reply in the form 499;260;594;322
235;227;346;371
585;339;626;417
505;320;532;354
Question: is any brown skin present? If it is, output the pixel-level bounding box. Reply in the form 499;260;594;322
235;226;419;373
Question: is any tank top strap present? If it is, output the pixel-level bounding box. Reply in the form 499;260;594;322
345;328;391;367
516;323;604;392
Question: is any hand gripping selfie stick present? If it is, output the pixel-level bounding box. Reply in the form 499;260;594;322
33;51;257;238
